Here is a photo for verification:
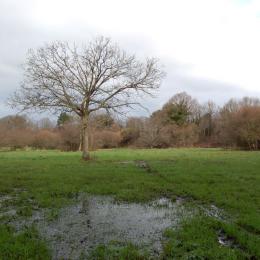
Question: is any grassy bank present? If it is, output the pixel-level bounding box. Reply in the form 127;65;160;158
0;148;259;259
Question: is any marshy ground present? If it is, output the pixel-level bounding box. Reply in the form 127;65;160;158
0;148;259;259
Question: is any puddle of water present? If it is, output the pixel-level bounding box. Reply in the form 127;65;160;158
0;209;17;218
199;204;226;220
218;230;240;248
0;194;13;206
1;191;227;259
0;192;40;225
37;195;187;259
0;195;15;218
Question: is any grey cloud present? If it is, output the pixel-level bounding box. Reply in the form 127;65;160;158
133;73;260;117
1;0;259;118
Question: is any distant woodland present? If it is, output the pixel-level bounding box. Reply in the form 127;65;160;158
1;92;260;151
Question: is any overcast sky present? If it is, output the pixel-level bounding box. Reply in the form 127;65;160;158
1;0;260;117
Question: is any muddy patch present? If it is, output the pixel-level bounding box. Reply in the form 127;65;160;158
37;195;188;259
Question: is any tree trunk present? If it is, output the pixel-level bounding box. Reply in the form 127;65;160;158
78;129;83;151
81;115;90;160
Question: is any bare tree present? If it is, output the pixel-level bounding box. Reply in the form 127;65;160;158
9;37;164;159
200;101;218;138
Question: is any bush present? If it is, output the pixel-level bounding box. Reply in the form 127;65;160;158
32;130;61;149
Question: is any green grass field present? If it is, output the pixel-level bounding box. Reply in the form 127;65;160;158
0;148;259;259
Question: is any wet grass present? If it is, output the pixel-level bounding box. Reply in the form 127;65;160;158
0;225;50;259
0;148;259;259
89;241;149;260
162;216;251;259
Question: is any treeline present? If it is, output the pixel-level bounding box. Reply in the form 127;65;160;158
0;112;121;151
1;92;260;151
